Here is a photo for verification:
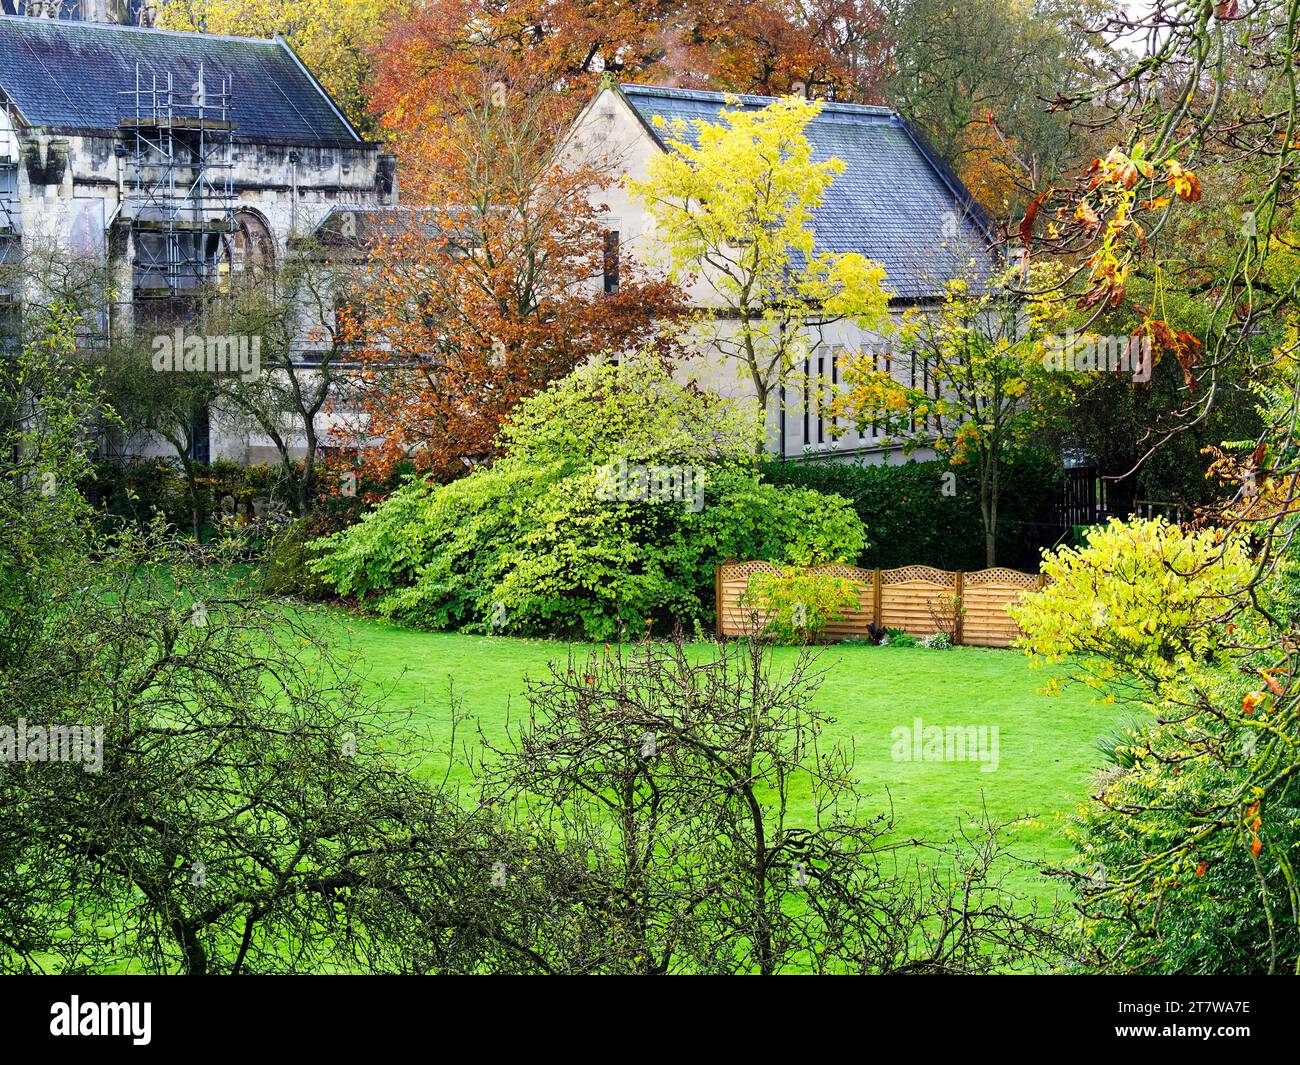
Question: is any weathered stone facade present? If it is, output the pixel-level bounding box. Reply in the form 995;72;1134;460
0;14;396;463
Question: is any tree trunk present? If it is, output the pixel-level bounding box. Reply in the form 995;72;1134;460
297;428;317;516
750;374;770;466
979;454;998;568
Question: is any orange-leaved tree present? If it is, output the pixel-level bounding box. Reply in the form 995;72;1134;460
341;82;686;483
368;0;890;178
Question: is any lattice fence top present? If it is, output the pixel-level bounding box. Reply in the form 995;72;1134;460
806;563;875;581
720;562;1039;589
719;560;874;582
880;565;958;587
964;567;1041;588
717;560;783;581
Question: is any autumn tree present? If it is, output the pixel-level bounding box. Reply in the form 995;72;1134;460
629;94;890;454
993;5;1300;511
832;265;1073;566
345;83;684;482
368;0;891;169
883;0;1108;218
1024;6;1287;411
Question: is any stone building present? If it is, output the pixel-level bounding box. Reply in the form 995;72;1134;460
0;14;396;462
2;0;160;29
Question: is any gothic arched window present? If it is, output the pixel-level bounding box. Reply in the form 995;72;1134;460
229;209;275;285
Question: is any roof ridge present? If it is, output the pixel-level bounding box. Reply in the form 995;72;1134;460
0;13;281;48
0;14;359;147
617;82;896;117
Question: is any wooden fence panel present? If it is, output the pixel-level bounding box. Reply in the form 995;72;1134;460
715;560;876;638
812;564;876;640
958;568;1041;648
878;566;959;638
715;560;1041;648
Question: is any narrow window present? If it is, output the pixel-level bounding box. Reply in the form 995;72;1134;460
603;230;620;294
931;358;942;432
909;356;917;433
802;357;811;446
830;347;839;441
816;352;825;445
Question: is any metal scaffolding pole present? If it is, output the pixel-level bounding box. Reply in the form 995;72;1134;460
118;61;236;301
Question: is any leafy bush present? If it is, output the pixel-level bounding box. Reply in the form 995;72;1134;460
919;631;952;650
882;628;917;648
260;513;341;599
311;355;868;638
761;450;1061;570
1013;518;1288;973
739;566;860;644
1011;517;1255;696
1062;675;1300;975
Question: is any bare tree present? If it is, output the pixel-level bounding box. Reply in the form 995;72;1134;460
483;631;1062;974
211;241;361;515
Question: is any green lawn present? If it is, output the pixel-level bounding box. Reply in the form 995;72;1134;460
301;607;1120;906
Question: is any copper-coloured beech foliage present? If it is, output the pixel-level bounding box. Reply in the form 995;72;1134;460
338;88;686;483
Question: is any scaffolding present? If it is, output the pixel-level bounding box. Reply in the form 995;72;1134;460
0;158;15;239
118;62;236;300
0;100;18;316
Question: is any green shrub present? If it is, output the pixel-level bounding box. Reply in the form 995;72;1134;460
739;566;860;644
883;628;917;648
310;355;869;639
82;457;297;538
1063;679;1300;974
260;513;340;599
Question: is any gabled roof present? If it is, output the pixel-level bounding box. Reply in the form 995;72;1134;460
617;84;994;301
0;16;361;148
302;204;436;247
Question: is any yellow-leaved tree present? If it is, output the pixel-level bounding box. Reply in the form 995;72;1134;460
831;264;1074;567
1010;517;1255;699
628;95;890;453
156;0;392;136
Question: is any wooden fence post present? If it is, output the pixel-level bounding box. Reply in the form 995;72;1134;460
872;569;882;629
953;571;964;645
715;562;725;638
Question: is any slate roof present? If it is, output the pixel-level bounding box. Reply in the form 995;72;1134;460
618;84;994;301
303;205;435;247
0;16;361;147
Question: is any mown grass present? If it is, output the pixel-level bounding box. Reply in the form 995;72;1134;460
298;606;1122;907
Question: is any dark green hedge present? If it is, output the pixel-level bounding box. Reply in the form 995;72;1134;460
83;458;297;535
760;451;1063;571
